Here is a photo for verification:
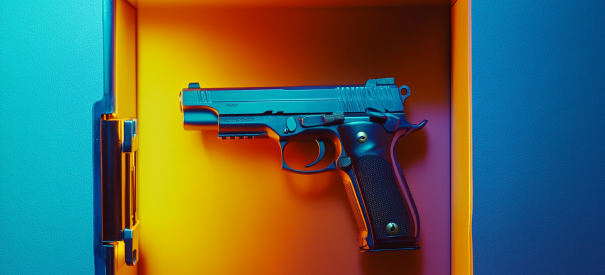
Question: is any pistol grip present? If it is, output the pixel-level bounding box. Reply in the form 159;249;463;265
337;122;420;251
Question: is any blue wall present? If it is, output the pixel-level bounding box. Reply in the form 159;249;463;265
0;1;103;274
473;1;605;274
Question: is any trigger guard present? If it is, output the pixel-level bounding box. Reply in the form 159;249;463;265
280;141;337;174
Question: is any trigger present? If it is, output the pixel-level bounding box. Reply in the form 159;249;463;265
305;139;325;168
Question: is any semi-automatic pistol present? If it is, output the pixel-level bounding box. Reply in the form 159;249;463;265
179;78;426;251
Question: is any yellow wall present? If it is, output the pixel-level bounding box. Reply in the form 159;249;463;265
115;0;137;119
118;1;472;274
451;0;473;274
115;0;139;274
135;6;452;275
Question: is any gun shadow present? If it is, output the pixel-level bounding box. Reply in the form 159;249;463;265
199;126;429;275
199;130;345;200
396;128;429;172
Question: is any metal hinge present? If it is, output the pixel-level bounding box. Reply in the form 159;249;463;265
100;116;140;274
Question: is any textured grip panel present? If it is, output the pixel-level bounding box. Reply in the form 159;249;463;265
356;155;410;239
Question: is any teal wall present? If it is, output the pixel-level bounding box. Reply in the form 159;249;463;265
0;0;103;274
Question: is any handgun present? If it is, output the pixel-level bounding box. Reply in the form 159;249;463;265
179;78;426;251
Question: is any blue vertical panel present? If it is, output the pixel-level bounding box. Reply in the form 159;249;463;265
473;1;605;274
0;0;103;274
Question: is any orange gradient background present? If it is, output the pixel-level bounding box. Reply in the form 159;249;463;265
131;4;453;275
